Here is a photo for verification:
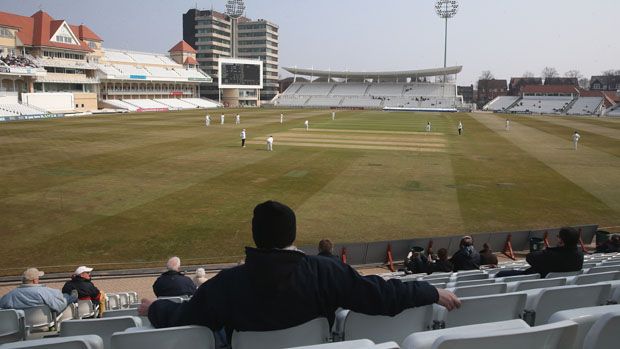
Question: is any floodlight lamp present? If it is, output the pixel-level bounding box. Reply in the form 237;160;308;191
435;0;459;18
226;0;246;18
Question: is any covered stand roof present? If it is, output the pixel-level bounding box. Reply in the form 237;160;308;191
283;66;462;80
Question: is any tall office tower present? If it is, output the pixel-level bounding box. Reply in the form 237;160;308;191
183;3;279;104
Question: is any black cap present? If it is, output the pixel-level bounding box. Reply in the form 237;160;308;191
252;201;296;249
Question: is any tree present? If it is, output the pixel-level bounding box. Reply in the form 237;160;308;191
564;70;583;79
522;71;535;78
541;67;559;79
602;69;620;76
578;78;590;90
479;70;494;80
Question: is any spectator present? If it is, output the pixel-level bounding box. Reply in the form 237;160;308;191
317;239;340;261
139;200;460;339
152;257;197;297
404;246;430;274
431;248;454;273
597;234;620;253
450;236;481;272
0;268;77;313
62;266;103;313
193;268;208;287
496;227;584;278
479;243;498;267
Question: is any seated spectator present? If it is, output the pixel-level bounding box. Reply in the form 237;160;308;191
317;239;340;261
153;257;197;297
479;243;498;267
450;236;481;272
139;200;460;339
0;268;77;313
496;227;584;278
62;266;103;314
597;234;620;253
430;248;454;273
193;268;208;287
404;246;430;274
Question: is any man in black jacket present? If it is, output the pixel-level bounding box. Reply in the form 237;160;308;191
139;200;460;336
152;257;197;297
450;236;481;272
62;266;103;312
317;239;340;261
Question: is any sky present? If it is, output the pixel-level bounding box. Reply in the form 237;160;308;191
3;0;619;86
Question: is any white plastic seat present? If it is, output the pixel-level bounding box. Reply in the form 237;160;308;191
548;304;620;349
127;292;138;304
106;295;121;311
436;293;526;328
570;272;620;285
524;283;611;326
429;320;578;349
102;308;138;318
116;293;130;308
546;271;582;279
494;274;540;283
587;265;620;274
156;297;186;303
339;306;434;344
22;305;55;333
401;319;530;349
76;300;97;319
0;335;103;349
231;318;330;349
582;309;620;349
454;273;488;282
285;340;400;349
451;283;507;297
111;325;215;349
602;280;620;303
60;316;141;349
508;277;566;292
0;309;25;344
450;279;495;288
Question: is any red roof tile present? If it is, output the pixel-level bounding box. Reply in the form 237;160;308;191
184;56;198;65
521;85;579;95
169;40;196;53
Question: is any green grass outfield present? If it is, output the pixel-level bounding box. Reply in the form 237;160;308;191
1;109;619;274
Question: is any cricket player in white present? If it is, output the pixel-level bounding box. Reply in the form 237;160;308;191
304;120;309;131
236;114;240;125
506;119;510;131
280;114;284;124
332;112;335;121
572;131;580;150
220;114;225;125
425;122;431;132
240;129;246;148
205;114;210;127
266;135;274;151
458;121;463;135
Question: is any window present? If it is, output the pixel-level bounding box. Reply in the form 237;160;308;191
0;28;13;38
88;41;97;49
55;35;74;44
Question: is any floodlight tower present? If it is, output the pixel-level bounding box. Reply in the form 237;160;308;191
435;0;459;69
226;0;245;58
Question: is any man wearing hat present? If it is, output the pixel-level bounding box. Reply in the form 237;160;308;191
0;268;77;313
62;266;103;311
140;200;460;338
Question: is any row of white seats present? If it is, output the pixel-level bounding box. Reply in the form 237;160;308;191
566;97;604;115
103;98;220;111
0;104;47;116
283;83;458;98
3;305;619;349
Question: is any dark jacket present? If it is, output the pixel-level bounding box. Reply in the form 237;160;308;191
62;276;101;302
152;270;197;297
450;247;481;272
317;251;341;262
431;259;454;273
525;246;584;278
479;249;498;266
149;248;439;333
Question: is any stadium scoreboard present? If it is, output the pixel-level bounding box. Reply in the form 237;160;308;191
218;58;263;89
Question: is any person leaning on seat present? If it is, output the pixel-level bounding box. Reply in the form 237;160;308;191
62;266;104;314
139;200;460;341
0;267;77;314
152;257;197;297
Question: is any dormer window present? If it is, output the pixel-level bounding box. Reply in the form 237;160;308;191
50;23;79;45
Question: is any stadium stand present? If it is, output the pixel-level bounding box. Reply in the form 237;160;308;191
60;316;142;349
483;96;520;112
436;293;527;328
0;309;25;344
231;317;330;349
0;335;104;349
510;96;574;114
0;104;48;116
153;98;198;110
566;97;604;115
548;304;620;349
180;98;221;108
123;99;169;110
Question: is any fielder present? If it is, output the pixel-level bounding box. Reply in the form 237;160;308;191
506;119;510;131
266;135;274;151
572;131;580;150
280;113;284;124
240;129;246;148
220;114;225;125
458;121;463;135
304;120;309;131
205;114;211;127
425;122;431;132
236;114;240;125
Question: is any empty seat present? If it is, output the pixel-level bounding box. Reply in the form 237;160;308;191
106;295;121;311
546;271;582;279
127;292;138;304
286;340;400;349
604;280;620;303
401;319;530;349
495;274;540;283
508;277;566;292
587;265;620;274
102;309;138;318
22;305;56;333
111;325;215;349
421;320;578;349
60;316;142;349
451;283;507;297
582;309;620;349
436;293;526;328
570;272;620;285
0;309;25;344
339;306;433;344
76;300;98;319
231;318;330;349
454;273;488;282
524;284;611;326
0;335;103;349
450;279;496;288
548;304;620;349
